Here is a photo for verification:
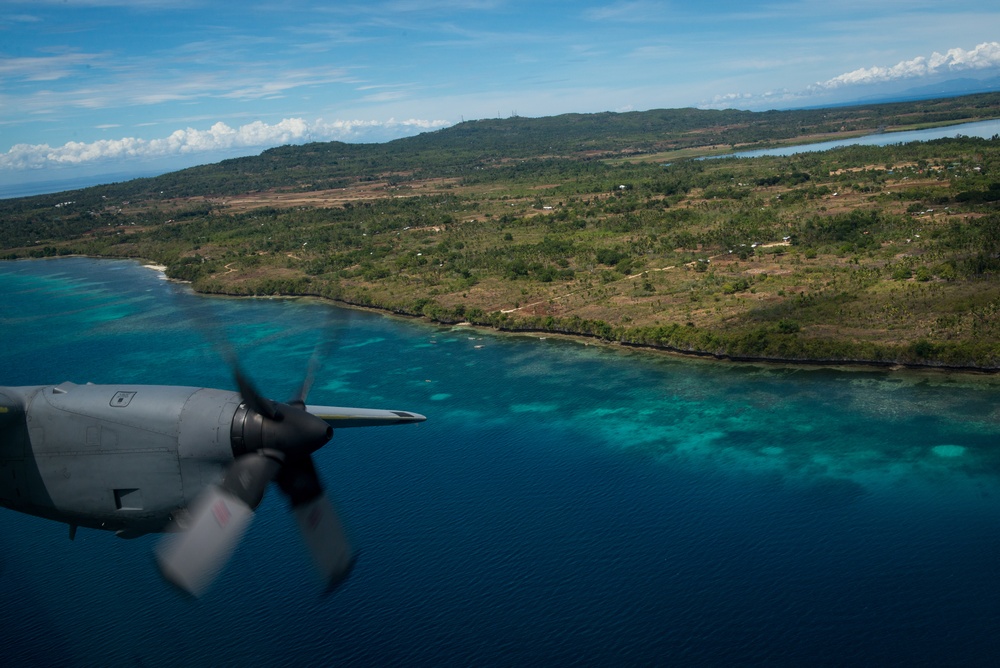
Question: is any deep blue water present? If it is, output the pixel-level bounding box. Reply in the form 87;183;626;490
2;257;999;666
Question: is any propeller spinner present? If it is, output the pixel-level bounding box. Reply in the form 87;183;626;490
156;368;355;597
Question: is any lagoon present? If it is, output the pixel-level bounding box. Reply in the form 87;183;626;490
724;117;1000;159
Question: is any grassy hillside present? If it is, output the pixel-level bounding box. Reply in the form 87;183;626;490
3;95;1000;369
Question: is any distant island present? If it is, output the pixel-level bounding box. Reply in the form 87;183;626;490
3;93;1000;370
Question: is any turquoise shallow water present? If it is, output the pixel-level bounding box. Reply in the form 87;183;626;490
1;257;999;666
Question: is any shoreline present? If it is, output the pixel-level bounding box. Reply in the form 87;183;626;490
181;275;1000;376
464;320;1000;376
9;255;1000;375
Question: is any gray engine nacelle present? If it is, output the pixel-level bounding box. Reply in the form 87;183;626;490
0;382;244;534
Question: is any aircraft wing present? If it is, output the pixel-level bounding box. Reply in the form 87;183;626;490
306;405;426;428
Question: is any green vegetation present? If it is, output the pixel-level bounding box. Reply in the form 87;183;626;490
4;94;1000;369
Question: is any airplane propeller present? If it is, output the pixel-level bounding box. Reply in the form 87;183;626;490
156;365;355;597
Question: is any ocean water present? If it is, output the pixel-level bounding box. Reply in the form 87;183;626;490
1;257;999;666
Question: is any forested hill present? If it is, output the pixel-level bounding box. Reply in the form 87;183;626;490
12;92;1000;204
399;93;1000;155
154;93;1000;196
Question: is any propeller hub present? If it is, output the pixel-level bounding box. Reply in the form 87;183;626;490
231;401;333;458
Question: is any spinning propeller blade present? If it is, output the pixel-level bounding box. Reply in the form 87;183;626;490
289;315;337;410
278;455;355;590
288;349;321;410
156;452;282;596
156;333;359;598
234;366;282;421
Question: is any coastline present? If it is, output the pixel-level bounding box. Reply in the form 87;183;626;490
8;255;1000;376
172;267;1000;376
142;263;168;276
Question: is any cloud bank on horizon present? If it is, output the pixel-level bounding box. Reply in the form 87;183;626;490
2;1;999;182
707;42;1000;109
821;42;1000;89
1;118;449;171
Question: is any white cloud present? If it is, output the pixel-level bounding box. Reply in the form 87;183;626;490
0;51;108;82
385;0;503;11
0;117;452;171
817;42;1000;89
583;1;672;23
705;42;1000;110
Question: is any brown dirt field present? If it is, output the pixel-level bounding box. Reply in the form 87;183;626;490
214;177;465;212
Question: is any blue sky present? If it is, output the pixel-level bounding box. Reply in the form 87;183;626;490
2;1;999;189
